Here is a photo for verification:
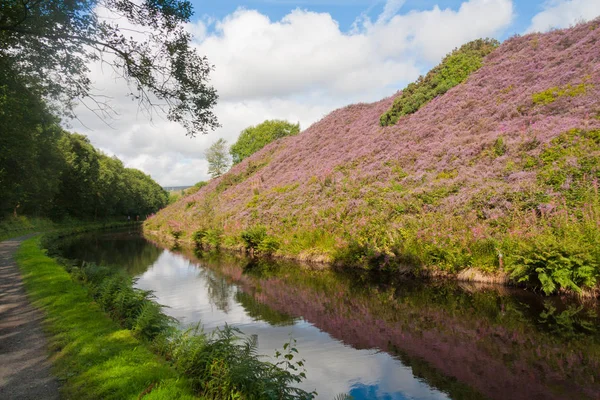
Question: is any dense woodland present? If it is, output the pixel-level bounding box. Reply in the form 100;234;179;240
0;57;168;220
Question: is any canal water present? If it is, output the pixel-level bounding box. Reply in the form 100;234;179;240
55;227;600;400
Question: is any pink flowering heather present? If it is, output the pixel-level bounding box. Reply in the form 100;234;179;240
147;19;600;280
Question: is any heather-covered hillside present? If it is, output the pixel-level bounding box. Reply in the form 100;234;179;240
147;19;600;295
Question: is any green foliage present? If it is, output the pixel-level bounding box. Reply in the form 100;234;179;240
168;191;181;205
493;137;507;157
241;225;267;249
435;169;458;180
70;261;175;341
0;0;218;136
531;82;591;105
193;228;223;249
380;39;499;126
0;66;168;221
206;138;231;179
184;181;209;196
508;236;598;295
241;225;280;255
535;129;600;206
230;120;300;164
15;238;196;399
163;326;315;399
36;233;315;399
0;57;65;217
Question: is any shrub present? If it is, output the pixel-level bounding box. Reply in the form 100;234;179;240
241;225;280;256
257;236;281;255
241;225;267;250
230;120;300;165
192;229;207;245
380;38;499;126
70;262;175;340
493;137;507;157
192;228;222;249
508;236;598;295
164;325;315;399
133;302;174;341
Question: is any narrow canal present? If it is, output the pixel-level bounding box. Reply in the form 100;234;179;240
55;227;600;400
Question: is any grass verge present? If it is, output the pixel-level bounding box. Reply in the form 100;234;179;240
15;237;197;400
0;216;138;242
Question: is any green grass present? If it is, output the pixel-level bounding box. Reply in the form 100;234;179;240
0;216;137;242
15;237;198;400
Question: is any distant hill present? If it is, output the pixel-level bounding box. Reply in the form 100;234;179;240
147;19;600;296
163;186;192;192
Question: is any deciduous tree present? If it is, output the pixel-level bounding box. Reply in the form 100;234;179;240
230;120;300;164
0;0;218;136
205;138;230;178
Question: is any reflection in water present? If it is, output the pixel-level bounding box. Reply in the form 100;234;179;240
56;229;600;400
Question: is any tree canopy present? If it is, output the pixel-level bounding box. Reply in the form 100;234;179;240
0;0;218;136
0;60;167;219
230;120;300;164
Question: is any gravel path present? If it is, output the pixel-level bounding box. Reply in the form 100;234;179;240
0;236;60;400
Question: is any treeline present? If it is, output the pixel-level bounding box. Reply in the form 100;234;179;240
0;57;167;220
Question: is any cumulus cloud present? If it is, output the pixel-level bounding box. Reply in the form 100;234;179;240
527;0;600;33
70;0;514;186
197;0;513;100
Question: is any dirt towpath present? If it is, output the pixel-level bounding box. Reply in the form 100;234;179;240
0;236;60;399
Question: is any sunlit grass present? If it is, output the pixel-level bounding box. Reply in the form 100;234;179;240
15;237;197;400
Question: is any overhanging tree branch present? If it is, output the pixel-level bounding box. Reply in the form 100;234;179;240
0;0;219;137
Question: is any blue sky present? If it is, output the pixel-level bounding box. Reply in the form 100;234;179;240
74;0;600;185
190;0;542;38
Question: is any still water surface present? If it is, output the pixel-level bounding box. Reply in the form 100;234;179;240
56;228;600;400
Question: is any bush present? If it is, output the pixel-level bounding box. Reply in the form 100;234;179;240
508;237;598;295
71;261;174;340
240;226;280;255
164;326;315;399
380;38;499;126
193;228;222;249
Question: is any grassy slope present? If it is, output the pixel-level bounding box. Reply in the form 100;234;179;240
15;237;197;400
148;20;600;292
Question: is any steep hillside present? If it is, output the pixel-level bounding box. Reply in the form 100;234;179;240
147;19;600;295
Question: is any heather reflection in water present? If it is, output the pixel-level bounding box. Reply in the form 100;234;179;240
57;229;600;400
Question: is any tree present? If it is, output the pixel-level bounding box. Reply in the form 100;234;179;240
205;138;230;178
230;120;300;164
0;0;218;136
0;57;66;217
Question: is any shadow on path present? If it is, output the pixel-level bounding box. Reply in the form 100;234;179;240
0;236;60;400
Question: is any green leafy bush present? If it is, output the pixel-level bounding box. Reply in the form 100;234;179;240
508;237;598;295
380;38;499;126
241;225;280;256
193;228;223;249
164;326;315;399
70;262;175;340
230;120;300;164
493;137;507;157
241;225;267;249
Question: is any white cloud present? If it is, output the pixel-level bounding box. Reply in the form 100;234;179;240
70;0;514;186
527;0;600;33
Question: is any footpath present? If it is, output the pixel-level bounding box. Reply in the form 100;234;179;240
0;236;60;399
